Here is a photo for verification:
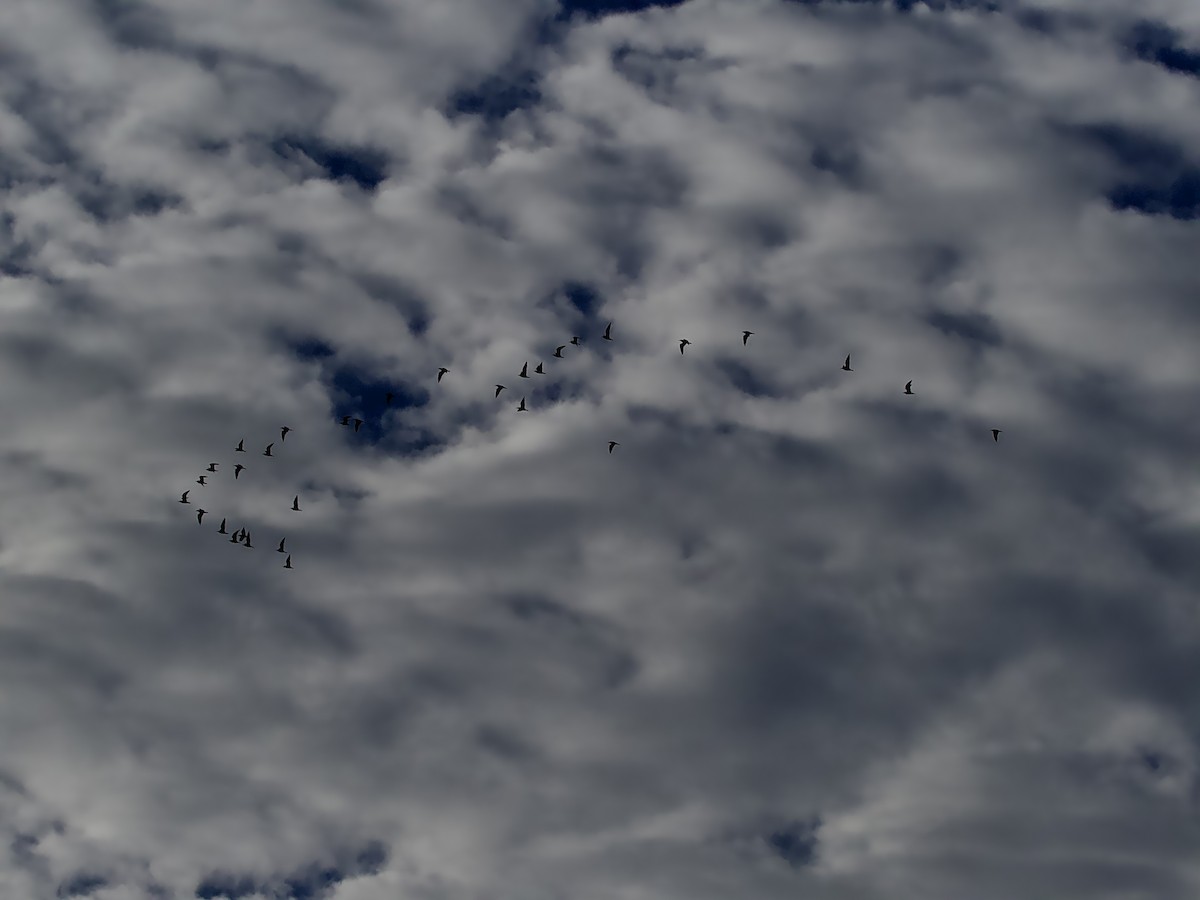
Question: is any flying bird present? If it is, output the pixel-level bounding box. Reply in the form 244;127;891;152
218;518;228;535
243;531;254;549
277;538;287;553
742;330;753;346
284;555;293;569
291;495;301;511
196;475;207;486
602;322;613;341
353;418;363;433
340;415;352;426
437;367;449;383
992;429;1002;442
263;443;274;457
679;339;691;355
280;426;291;441
519;362;529;378
535;362;545;374
179;491;189;504
235;439;245;452
608;441;620;454
553;346;565;358
234;464;245;479
517;397;527;411
385;392;394;405
495;384;506;398
206;463;218;472
237;528;247;542
841;355;853;372
229;530;241;544
904;381;913;395
570;336;581;346
196;509;207;525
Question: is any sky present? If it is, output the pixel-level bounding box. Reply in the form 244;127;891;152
1;0;1199;897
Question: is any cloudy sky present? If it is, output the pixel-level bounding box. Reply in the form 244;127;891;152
2;0;1200;897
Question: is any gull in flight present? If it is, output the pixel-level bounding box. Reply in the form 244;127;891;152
284;555;293;569
570;336;581;346
992;429;1002;442
602;322;613;341
218;518;228;535
553;346;565;358
206;463;218;473
437;367;449;383
280;426;291;441
495;384;506;398
277;538;287;553
263;443;274;457
679;339;691;355
904;381;913;395
234;464;245;480
196;509;207;525
519;362;529;378
353;418;363;433
535;362;545;374
841;355;853;372
179;491;190;504
291;495;301;511
229;529;241;544
235;439;245;452
608;441;620;454
340;415;352;426
243;531;254;549
196;475;208;486
743;331;753;346
517;397;527;411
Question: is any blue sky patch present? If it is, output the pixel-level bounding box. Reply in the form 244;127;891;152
271;136;389;192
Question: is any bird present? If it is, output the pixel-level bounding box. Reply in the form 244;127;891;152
218;518;228;535
841;355;853;372
280;426;291;442
519;362;529;378
235;439;245;452
385;392;394;405
743;330;753;346
991;429;1002;442
229;530;241;544
495;384;506;398
904;380;913;395
196;475;208;486
353;418;363;433
608;441;619;454
277;538;287;553
570;336;581;346
437;367;449;383
179;491;190;504
284;554;293;569
535;362;545;374
291;495;301;511
679;339;691;355
340;415;352;426
517;397;527;411
553;346;565;358
602;322;613;341
263;443;274;457
243;531;254;549
196;509;207;525
206;463;218;473
234;464;245;479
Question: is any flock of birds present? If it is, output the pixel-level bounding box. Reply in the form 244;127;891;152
177;320;1004;564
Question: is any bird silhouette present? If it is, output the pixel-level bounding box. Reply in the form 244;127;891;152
353;418;363;433
196;475;207;486
904;381;913;395
229;530;241;544
608;441;619;454
243;531;253;549
385;392;394;405
280;426;291;441
179;491;190;504
218;518;228;535
742;330;753;346
237;528;247;541
340;415;352;426
992;429;1002;442
235;439;245;452
277;538;287;553
437;367;449;383
517;397;527;411
284;554;293;569
495;384;506;398
553;346;565;358
263;443;274;457
234;464;245;479
570;336;581;346
291;495;301;511
842;355;853;372
602;322;613;341
206;463;218;473
679;339;691;355
196;509;207;525
519;362;529;378
535;362;545;374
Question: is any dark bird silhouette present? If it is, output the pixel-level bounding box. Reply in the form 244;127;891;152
385;392;394;405
679;339;691;355
235;439;245;452
206;463;218;472
291;495;301;511
904;380;913;395
608;441;619;454
517;397;527;411
196;475;207;486
234;464;245;479
263;443;274;457
179;491;189;504
992;429;1002;442
570;336;581;346
553;346;565;358
743;330;753;346
842;355;853;372
196;509;207;525
284;554;293;569
535;362;545;374
218;518;228;535
280;426;291;442
519;362;529;378
602;322;613;341
229;529;241;544
340;415;352;426
236;528;247;542
437;367;449;383
277;538;287;553
353;418;363;433
243;531;253;549
495;384;506;398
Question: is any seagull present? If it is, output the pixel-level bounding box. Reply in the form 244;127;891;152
243;531;254;549
608;441;620;454
602;322;613;341
196;509;207;525
237;528;247;542
535;362;545;374
353;418;363;433
991;429;1002;442
842;354;853;372
517;397;527;411
280;426;291;442
235;439;245;452
519;362;529;378
277;538;287;553
179;491;190;504
437;367;449;383
291;495;301;511
234;464;245;480
385;392;394;405
340;415;352;426
570;336;581;346
229;529;241;544
904;381;913;395
284;554;293;569
495;384;506;398
553;346;565;358
218;518;228;535
743;330;753;346
196;475;208;486
679;339;691;355
206;463;218;473
263;443;274;457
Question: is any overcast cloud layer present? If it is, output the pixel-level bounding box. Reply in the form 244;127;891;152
2;0;1200;897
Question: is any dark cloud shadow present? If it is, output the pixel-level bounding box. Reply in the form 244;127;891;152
1124;20;1200;79
766;817;821;868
